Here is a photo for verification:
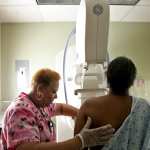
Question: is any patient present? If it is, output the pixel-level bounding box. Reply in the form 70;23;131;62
74;56;137;150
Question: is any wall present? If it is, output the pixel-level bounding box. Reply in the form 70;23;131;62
1;22;75;100
0;24;1;100
109;22;150;80
1;22;150;100
108;22;150;99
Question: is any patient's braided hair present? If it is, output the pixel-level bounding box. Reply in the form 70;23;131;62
107;56;137;95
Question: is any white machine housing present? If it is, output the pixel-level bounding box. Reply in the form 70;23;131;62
75;0;110;103
76;0;109;64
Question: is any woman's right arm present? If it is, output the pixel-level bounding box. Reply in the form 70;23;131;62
16;121;114;150
16;136;82;150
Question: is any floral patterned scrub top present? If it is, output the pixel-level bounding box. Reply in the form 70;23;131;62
1;92;56;150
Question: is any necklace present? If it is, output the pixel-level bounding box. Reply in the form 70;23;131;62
39;107;55;133
28;93;55;133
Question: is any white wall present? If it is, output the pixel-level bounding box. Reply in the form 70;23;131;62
0;24;1;100
1;22;75;100
1;22;150;101
109;22;150;80
108;22;150;99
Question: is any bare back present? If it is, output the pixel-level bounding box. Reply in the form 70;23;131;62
74;95;133;150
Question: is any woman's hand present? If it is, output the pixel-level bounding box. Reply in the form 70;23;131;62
76;117;115;149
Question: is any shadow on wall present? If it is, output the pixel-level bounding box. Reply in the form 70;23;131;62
0;101;12;125
130;79;150;101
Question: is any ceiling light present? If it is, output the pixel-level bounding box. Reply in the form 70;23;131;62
109;0;140;5
36;0;140;5
36;0;80;5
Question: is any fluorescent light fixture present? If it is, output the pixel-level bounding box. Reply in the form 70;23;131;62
36;0;140;5
36;0;80;5
109;0;140;5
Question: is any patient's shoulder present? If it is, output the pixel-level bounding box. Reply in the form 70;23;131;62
81;95;108;111
85;95;108;104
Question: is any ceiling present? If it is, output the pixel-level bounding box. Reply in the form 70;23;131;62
0;0;150;23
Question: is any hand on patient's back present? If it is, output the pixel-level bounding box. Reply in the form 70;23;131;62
78;117;115;148
80;117;92;133
86;124;115;146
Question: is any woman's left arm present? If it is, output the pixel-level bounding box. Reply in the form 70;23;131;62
54;103;79;117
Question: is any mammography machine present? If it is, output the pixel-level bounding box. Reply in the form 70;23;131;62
56;0;110;142
75;0;109;102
